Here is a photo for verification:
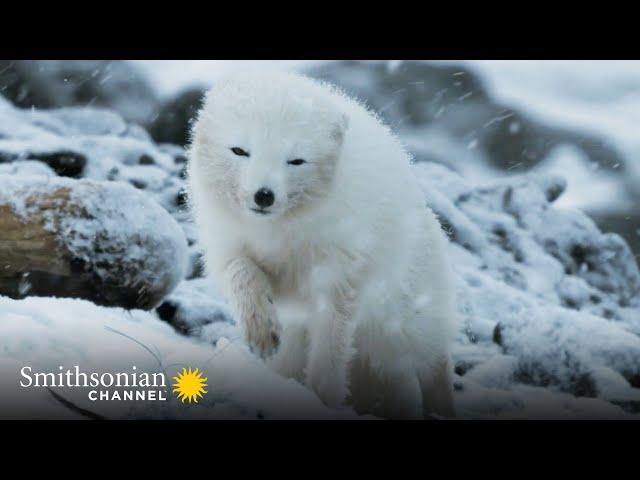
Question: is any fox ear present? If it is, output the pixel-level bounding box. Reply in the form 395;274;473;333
331;113;349;143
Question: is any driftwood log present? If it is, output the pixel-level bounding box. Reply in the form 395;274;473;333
0;176;188;309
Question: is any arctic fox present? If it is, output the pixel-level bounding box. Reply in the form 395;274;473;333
188;70;456;418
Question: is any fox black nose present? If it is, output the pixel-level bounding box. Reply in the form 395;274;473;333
254;188;275;208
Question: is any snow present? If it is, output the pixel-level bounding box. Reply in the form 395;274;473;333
0;295;350;420
0;160;55;177
0;102;183;209
418;162;640;418
159;277;235;340
529;144;626;211
2;160;637;418
1;61;639;419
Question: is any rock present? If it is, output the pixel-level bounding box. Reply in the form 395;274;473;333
147;88;205;146
306;61;627;173
307;61;639;260
129;179;147;190
0;60;159;125
26;151;87;178
175;187;189;208
414;162;640;416
185;249;205;279
138;153;155;165
0;94;186;216
0;151;17;163
497;176;640;305
0;148;88;180
588;209;640;270
155;278;234;338
0;176;188;309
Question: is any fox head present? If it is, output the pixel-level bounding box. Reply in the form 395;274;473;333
189;71;349;221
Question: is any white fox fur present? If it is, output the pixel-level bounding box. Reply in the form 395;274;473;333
188;70;457;418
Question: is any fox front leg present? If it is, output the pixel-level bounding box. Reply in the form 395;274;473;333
223;257;281;358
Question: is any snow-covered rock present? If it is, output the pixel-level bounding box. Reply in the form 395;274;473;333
0;176;188;309
415;162;640;418
0;99;187;217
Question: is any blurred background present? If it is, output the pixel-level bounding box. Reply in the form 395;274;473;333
1;60;638;258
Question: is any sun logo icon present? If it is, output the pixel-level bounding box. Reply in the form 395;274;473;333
172;367;208;403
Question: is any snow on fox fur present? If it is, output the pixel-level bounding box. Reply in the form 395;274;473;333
187;70;457;418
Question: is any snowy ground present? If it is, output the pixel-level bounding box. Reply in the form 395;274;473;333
0;296;350;420
0;61;639;419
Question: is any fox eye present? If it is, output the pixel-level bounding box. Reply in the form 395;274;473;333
231;147;250;157
287;159;306;166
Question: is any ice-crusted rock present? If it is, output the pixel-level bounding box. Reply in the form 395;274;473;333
0;176;188;309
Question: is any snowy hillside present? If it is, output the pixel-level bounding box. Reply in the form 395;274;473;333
0;61;639;419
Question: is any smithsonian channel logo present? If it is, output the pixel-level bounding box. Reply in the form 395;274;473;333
19;365;208;403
